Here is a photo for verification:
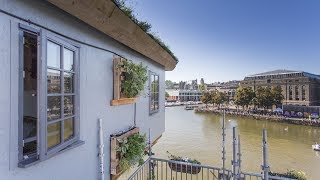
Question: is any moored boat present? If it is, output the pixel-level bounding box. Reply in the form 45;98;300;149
185;105;195;110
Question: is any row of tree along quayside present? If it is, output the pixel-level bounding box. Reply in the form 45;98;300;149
201;86;283;110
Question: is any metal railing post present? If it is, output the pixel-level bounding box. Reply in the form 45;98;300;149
148;128;153;180
237;135;242;177
232;127;239;180
261;129;270;180
222;108;226;179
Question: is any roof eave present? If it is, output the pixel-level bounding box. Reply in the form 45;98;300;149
47;0;177;71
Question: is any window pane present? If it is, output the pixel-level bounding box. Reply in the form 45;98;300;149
151;74;155;84
155;84;159;93
154;93;159;101
154;101;159;110
155;75;159;82
64;118;74;141
150;103;154;111
47;96;61;121
47;69;61;93
47;122;61;149
151;83;155;93
64;72;74;93
47;41;60;68
64;96;74;117
63;48;74;71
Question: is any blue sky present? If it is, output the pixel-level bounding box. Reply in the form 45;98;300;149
130;0;320;83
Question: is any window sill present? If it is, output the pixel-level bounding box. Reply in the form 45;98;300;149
149;110;159;116
18;140;85;168
111;98;136;106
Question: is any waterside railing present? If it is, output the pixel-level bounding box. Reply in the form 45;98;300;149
128;157;293;180
128;111;296;180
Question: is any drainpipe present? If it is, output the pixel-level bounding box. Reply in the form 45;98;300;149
98;118;105;180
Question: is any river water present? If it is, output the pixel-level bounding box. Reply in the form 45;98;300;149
152;106;320;179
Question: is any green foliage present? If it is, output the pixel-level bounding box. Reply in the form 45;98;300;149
120;60;148;98
214;91;228;106
116;134;147;171
165;80;175;89
234;87;255;109
113;0;178;62
269;169;307;180
165;91;170;99
271;86;284;106
201;90;228;106
201;91;212;105
167;151;200;164
255;86;273;109
199;84;205;91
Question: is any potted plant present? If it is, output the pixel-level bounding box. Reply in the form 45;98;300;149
167;151;201;174
119;60;148;98
269;170;307;180
115;133;147;171
111;58;148;106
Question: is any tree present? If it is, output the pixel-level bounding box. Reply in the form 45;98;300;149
165;80;174;89
199;84;205;91
234;87;255;110
214;92;228;108
271;86;284;107
201;91;212;106
255;86;273;109
165;91;169;100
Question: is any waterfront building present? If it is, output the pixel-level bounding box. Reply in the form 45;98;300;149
166;89;179;101
166;90;203;102
0;1;177;179
241;70;320;106
178;90;203;102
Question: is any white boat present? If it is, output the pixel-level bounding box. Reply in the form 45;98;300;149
312;144;320;151
185;105;195;110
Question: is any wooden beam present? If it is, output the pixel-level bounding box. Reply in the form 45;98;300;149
47;0;177;71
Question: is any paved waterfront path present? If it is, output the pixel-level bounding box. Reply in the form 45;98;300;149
195;107;320;127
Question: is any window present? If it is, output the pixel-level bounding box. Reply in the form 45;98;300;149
289;86;293;100
295;86;299;101
19;26;81;167
46;38;79;153
302;85;306;101
150;72;159;114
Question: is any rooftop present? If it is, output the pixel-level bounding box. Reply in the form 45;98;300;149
47;0;178;71
247;69;304;77
246;69;320;79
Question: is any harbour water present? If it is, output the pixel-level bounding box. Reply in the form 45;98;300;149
152;106;320;179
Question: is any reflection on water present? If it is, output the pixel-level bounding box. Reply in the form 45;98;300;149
153;106;320;179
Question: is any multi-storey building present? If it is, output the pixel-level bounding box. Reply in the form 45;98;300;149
178;90;203;102
241;70;320;106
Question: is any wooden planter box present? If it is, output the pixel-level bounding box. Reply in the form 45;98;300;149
111;57;137;106
168;161;201;174
110;127;140;178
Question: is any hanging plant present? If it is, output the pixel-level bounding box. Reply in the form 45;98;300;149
116;133;147;171
166;151;201;174
119;60;148;98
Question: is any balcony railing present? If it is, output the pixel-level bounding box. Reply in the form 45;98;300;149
128;157;293;180
128;112;296;180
